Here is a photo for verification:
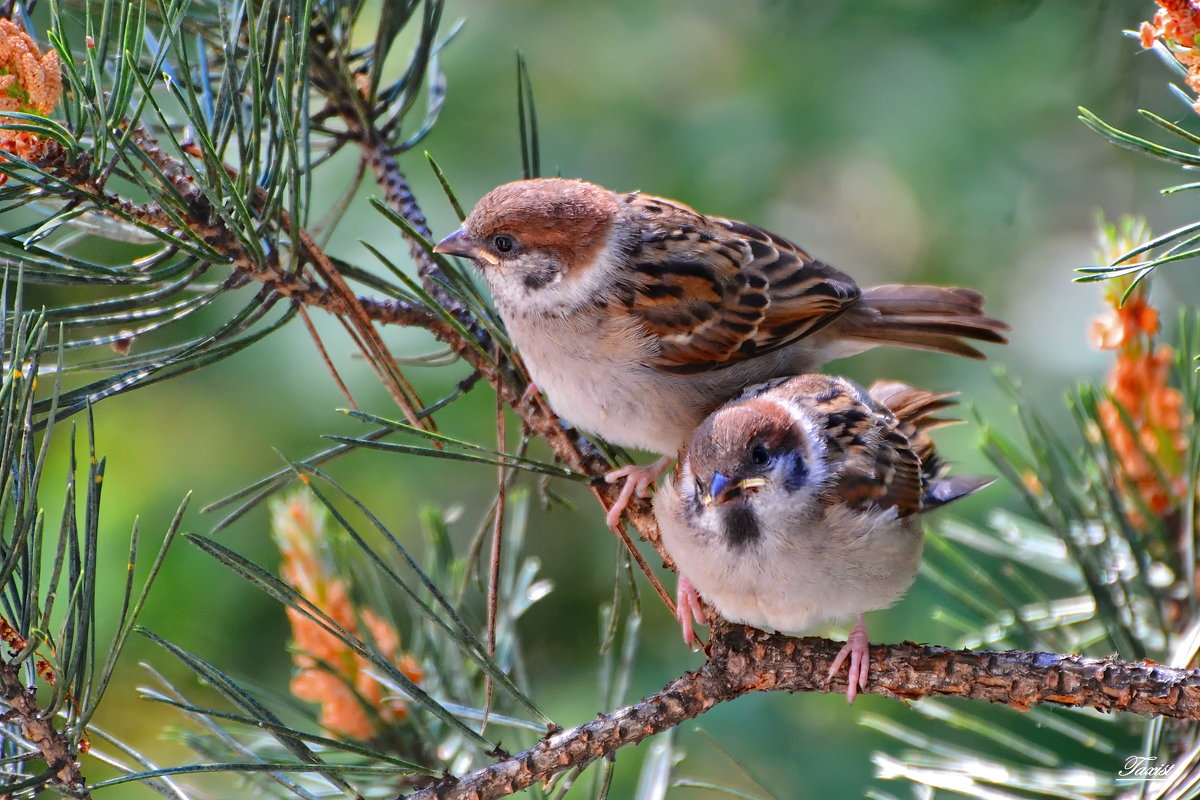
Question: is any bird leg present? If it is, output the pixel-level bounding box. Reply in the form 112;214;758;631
676;575;706;649
519;381;541;407
604;454;673;528
828;614;870;703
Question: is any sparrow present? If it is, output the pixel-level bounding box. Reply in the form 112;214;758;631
652;373;992;702
433;178;1007;526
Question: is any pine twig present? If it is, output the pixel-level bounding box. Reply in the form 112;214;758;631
401;623;1200;800
0;661;88;797
299;31;676;582
307;23;475;330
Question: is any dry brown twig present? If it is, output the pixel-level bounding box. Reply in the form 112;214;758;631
0;661;87;797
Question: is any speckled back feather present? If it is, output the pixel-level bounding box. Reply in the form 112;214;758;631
617;194;862;375
756;375;987;518
866;379;992;512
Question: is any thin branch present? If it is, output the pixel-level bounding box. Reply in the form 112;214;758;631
34;122;668;582
401;623;1200;800
0;661;88;797
308;24;476;329
305;34;677;578
297;304;357;410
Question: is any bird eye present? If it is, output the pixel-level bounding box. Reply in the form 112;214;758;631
492;234;516;253
750;444;771;467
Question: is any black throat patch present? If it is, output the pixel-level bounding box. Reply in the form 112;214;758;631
722;504;761;549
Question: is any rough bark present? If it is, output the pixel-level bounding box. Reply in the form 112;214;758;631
0;661;88;798
400;624;1200;800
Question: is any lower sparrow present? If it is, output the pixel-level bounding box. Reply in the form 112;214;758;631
653;373;992;702
434;179;1007;525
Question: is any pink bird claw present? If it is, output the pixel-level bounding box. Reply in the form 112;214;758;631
828;614;870;703
603;455;673;528
676;575;706;649
519;381;541;406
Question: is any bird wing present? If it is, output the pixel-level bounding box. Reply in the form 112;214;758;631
617;194;862;375
781;375;928;517
865;380;994;510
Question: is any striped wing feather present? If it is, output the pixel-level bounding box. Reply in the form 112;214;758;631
619;195;862;375
778;375;949;518
797;377;926;517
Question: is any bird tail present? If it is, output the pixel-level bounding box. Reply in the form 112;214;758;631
867;380;994;509
836;284;1009;359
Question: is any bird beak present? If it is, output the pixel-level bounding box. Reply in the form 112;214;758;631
433;229;498;266
704;472;768;506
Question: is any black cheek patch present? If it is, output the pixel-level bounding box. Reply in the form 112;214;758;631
523;266;559;290
723;504;761;549
782;452;808;492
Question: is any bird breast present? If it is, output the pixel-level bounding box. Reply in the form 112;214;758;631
658;479;924;634
502;308;707;454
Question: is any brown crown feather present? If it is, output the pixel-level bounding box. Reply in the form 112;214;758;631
686;398;805;479
463;178;620;273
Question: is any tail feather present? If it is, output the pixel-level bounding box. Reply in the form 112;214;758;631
924;474;995;509
838;284;1009;359
868;381;958;432
868;380;959;472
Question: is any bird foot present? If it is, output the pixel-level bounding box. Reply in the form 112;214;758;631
828;614;870;703
604;455;673;528
676;575;706;649
519;381;541;406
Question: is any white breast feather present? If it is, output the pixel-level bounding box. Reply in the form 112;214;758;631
657;466;923;635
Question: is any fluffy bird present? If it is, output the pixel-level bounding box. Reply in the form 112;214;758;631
434;178;1006;525
653;374;991;702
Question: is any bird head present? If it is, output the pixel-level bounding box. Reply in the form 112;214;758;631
433;178;622;306
681;397;820;546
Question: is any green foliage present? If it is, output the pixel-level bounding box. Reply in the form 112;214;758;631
0;289;185;796
0;0;469;426
871;29;1200;800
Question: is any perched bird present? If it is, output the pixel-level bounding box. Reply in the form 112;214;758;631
653;374;991;702
434;178;1006;526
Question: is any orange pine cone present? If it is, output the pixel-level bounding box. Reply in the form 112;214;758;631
273;492;418;740
1091;218;1191;524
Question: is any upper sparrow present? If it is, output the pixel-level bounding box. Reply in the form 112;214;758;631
434;178;1007;525
653;373;992;701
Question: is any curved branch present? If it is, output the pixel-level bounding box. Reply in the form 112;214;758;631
402;623;1200;800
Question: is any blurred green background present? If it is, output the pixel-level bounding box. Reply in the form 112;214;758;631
41;0;1200;796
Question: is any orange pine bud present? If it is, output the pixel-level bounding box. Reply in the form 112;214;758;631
0;19;62;183
273;492;419;740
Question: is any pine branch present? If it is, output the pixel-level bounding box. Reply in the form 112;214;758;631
35;129;449;334
402;623;1200;800
297;15;680;591
306;10;473;329
0;662;88;797
82;126;660;532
